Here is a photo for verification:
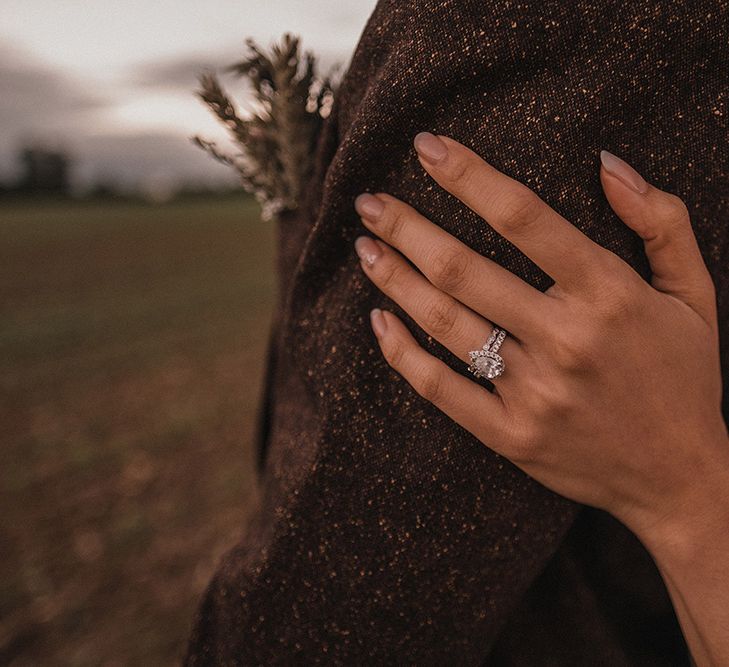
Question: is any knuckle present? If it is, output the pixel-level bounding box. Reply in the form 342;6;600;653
442;154;474;188
551;325;597;373
381;202;408;243
376;256;406;291
702;270;718;301
414;365;445;403
508;421;545;465
597;278;641;322
507;382;574;463
546;380;576;417
423;297;460;338
660;192;691;228
429;245;472;293
495;190;541;234
381;336;406;368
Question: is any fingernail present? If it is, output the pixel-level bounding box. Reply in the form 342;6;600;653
354;236;381;267
370;308;388;337
354;193;385;220
600;150;649;194
414;132;448;164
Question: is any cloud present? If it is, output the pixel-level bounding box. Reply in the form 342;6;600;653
131;54;232;91
0;42;107;136
127;42;351;95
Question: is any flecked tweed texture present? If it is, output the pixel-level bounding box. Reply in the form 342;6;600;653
186;1;728;664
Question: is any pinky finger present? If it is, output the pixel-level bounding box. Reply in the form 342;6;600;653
370;308;515;453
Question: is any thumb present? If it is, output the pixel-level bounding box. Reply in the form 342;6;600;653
599;149;716;321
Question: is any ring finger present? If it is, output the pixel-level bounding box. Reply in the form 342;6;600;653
355;235;528;390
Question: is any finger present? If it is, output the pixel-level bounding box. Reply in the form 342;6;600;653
355;235;528;382
599;150;716;321
412;132;611;293
369;308;516;452
354;192;551;341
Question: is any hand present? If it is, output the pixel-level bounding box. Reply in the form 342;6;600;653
352;132;729;544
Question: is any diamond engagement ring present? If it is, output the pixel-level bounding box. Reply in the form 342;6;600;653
468;326;507;380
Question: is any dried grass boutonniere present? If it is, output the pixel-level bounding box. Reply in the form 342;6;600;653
193;33;340;221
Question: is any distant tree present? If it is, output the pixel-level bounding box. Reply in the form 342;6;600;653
17;147;72;195
193;33;341;221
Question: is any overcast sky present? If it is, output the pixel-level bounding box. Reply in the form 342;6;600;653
0;0;376;192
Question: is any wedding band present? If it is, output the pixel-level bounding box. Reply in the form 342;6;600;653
467;326;507;380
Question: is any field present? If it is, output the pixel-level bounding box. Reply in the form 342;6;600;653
0;194;274;664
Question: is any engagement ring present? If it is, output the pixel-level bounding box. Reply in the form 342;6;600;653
468;326;507;380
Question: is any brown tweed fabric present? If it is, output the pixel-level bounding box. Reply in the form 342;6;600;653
186;1;728;664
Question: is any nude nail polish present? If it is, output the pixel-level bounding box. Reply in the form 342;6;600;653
355;236;381;266
355;193;384;220
414;132;448;164
600;150;649;194
370;308;387;337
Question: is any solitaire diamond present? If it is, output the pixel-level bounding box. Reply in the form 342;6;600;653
468;349;505;380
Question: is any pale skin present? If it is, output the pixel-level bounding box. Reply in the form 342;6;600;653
352;132;729;666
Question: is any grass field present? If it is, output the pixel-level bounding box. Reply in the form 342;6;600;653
0;194;274;665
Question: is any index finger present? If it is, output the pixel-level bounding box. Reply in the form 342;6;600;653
413;132;609;292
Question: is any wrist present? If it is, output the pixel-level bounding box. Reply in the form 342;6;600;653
632;433;729;567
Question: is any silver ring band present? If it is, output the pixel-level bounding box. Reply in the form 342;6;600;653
487;327;506;355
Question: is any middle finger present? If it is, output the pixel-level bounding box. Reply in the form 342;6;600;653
354;191;551;341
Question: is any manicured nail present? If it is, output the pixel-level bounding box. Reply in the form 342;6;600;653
599;150;648;194
370;308;388;337
414;132;448;164
354;236;381;267
354;193;385;220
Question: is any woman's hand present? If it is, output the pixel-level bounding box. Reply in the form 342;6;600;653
352;132;729;548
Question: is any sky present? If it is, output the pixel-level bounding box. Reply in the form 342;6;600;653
0;0;377;193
